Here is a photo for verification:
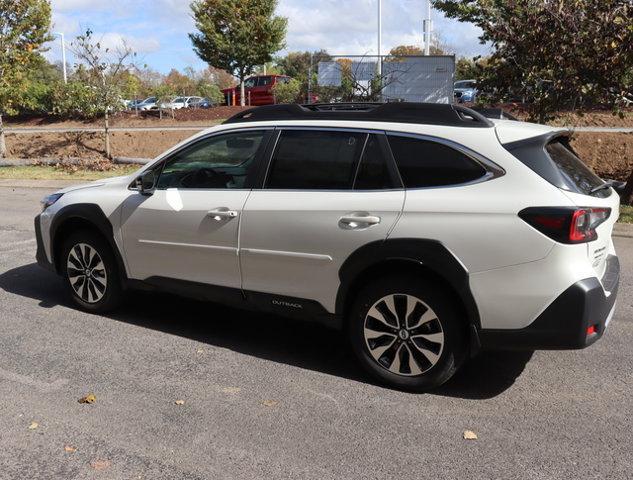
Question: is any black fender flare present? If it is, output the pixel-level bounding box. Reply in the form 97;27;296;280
50;203;127;280
336;238;481;329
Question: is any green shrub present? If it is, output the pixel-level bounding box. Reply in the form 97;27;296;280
271;78;301;104
51;81;101;118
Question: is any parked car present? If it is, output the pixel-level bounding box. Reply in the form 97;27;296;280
189;97;216;109
222;75;293;106
137;96;158;111
161;96;204;110
35;102;620;392
454;80;478;103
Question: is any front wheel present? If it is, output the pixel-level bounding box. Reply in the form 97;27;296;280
61;231;123;313
348;275;467;392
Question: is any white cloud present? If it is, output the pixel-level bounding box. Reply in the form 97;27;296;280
98;32;161;54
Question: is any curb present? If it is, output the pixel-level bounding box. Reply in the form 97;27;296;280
613;223;633;239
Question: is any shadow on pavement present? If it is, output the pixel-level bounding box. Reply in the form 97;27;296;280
0;262;534;400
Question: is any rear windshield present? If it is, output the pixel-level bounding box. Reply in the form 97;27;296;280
504;134;610;198
545;139;607;197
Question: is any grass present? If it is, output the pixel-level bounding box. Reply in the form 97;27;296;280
620;205;633;224
0;165;139;181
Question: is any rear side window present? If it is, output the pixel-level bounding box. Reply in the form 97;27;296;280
266;130;365;190
387;135;486;188
545;139;606;197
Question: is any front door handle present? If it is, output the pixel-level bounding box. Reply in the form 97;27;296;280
339;213;381;230
207;208;238;221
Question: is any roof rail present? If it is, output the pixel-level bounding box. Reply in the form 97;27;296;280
223;102;494;128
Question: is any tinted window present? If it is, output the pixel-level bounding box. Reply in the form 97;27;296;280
157;131;266;189
354;135;400;190
244;78;257;88
388;136;486;188
545;139;607;197
266;130;366;190
257;76;273;87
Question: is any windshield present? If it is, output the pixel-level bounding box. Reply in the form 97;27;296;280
455;81;476;89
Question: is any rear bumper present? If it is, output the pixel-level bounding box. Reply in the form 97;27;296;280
35;214;56;273
478;255;619;350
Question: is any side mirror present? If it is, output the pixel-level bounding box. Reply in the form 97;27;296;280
136;170;156;195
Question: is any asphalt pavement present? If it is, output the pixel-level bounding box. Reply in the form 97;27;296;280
0;186;631;480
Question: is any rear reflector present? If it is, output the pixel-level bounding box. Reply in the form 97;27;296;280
587;325;597;335
519;207;611;244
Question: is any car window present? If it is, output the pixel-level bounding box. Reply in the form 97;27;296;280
277;77;290;84
545;139;606;197
156;131;267;189
354;135;401;190
173;97;184;103
257;76;273;87
266;130;366;190
387;135;487;188
244;78;257;88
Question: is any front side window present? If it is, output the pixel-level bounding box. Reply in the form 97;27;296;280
266;130;366;190
257;76;273;87
388;135;486;188
244;78;257;89
156;130;267;189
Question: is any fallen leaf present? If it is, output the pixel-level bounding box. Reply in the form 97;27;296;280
28;421;39;430
261;399;278;407
64;445;77;453
90;459;110;470
174;399;185;405
221;387;241;394
463;430;478;440
78;393;96;404
196;348;205;354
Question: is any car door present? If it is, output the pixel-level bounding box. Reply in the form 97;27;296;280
120;128;272;288
239;128;405;313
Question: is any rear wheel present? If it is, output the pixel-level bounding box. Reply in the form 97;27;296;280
61;231;123;313
348;275;467;392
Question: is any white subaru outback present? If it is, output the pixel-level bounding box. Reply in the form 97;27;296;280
35;103;620;391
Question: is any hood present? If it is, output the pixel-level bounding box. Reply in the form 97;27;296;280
55;174;132;195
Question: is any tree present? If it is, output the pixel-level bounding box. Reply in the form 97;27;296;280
189;0;287;106
389;45;423;57
71;29;137;158
455;56;487;81
164;68;196;95
433;0;633;122
271;78;300;103
0;0;52;157
275;50;330;102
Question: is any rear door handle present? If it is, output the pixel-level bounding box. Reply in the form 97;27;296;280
207;208;238;220
339;214;381;229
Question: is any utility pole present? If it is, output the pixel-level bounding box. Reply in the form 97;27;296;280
423;0;433;56
377;0;382;76
54;32;68;83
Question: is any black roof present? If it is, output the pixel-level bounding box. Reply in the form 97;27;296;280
223;102;494;128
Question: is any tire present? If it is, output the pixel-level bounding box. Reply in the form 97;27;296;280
60;230;123;313
348;275;467;392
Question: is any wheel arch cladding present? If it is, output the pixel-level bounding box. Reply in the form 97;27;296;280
336;239;481;329
51;204;127;280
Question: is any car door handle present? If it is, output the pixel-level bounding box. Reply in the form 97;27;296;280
207;208;238;220
339;214;381;229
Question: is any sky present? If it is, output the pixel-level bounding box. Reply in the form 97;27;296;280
45;0;490;74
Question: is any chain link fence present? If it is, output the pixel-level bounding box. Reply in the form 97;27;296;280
312;55;455;104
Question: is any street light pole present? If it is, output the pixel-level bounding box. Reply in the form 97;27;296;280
423;0;432;56
377;0;382;76
54;32;68;83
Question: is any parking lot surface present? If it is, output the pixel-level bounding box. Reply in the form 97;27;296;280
0;185;631;479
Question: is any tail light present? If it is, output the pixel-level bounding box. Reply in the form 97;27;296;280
519;207;611;244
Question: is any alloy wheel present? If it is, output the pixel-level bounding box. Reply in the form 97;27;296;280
66;243;108;304
363;294;444;376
